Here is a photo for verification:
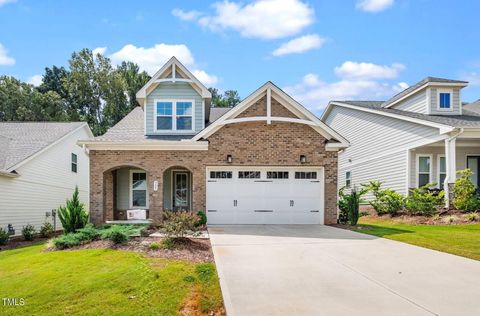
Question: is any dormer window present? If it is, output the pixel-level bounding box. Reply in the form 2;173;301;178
437;89;452;110
155;100;193;131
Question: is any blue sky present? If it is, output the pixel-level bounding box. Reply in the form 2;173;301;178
0;0;479;114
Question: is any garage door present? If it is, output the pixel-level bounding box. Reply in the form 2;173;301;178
206;167;324;224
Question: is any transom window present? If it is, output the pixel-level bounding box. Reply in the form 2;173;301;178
156;100;193;131
131;171;147;208
210;171;232;179
295;172;317;179
267;171;289;179
71;153;77;173
438;156;446;190
346;171;351;188
238;171;261;179
417;155;431;187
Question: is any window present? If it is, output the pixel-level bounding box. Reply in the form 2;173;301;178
417;155;431;187
210;171;232;179
131;171;147;208
437;90;452;110
238;171;261;179
346;171;351;188
438;156;446;189
155;100;193;131
71;153;77;173
267;171;289;179
295;171;317;179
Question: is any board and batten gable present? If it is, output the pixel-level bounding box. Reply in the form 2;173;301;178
145;82;203;135
390;90;428;113
324;105;441;197
0;126;90;236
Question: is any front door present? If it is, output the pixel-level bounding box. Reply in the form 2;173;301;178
467;156;480;188
173;172;190;210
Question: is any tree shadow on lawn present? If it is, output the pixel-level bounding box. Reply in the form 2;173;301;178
355;225;414;237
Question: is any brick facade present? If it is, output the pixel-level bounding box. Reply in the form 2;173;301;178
89;101;339;225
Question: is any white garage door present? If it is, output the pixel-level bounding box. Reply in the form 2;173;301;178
206;167;324;224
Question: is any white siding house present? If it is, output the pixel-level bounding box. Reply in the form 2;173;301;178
0;122;92;236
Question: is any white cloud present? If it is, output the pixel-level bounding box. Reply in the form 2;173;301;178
92;47;107;56
463;72;480;87
186;0;314;39
356;0;394;13
334;61;405;80
272;34;326;56
27;74;42;86
0;43;15;66
107;43;218;86
171;8;203;21
0;0;16;7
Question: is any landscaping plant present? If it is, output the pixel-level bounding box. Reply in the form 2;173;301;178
405;183;443;216
338;186;367;225
22;224;36;241
39;222;55;238
465;212;479;222
58;186;89;233
453;169;480;212
161;210;202;239
362;181;405;215
104;225;129;244
149;242;161;250
196;210;207;227
0;227;9;245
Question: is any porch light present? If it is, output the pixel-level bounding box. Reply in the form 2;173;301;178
300;155;307;164
226;155;233;163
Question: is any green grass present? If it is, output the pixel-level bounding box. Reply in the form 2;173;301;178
355;217;480;260
0;243;223;315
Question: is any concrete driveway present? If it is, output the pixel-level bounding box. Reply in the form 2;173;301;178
208;225;480;316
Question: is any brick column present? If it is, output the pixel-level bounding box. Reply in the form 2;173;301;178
103;171;114;222
148;170;163;223
90;167;104;225
192;167;206;212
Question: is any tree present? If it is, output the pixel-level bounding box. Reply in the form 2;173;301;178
208;87;241;107
38;66;69;99
117;61;150;110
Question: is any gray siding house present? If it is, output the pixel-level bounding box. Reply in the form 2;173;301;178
321;77;480;206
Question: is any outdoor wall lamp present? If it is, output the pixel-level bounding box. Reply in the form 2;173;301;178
300;155;307;164
226;155;233;163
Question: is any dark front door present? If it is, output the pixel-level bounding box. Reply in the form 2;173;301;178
467;156;480;188
173;171;190;210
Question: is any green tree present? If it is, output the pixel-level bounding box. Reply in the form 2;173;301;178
117;61;150;109
208;87;241;107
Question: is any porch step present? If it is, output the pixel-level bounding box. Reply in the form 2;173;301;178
105;219;152;225
149;231;209;239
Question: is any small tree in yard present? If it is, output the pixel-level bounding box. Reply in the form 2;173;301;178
405;183;443;216
362;181;405;215
160;211;201;245
58;186;88;233
338;186;367;225
453;169;480;212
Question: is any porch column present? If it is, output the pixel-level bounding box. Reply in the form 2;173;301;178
444;138;456;207
148;170;163;223
103;171;115;221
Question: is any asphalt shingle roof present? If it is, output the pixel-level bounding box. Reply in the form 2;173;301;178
0;122;85;171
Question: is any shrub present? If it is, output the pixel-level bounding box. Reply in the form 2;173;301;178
101;225;129;244
58;186;89;234
196;210;207;227
161;238;176;250
0;228;9;245
405;184;443;216
149;242;161;250
77;224;101;241
465;212;479;222
53;233;82;249
359;211;370;218
362;181;405;215
442;215;458;224
161;211;201;239
39;222;55;238
453;169;480;212
338;186;367;225
22;224;36;241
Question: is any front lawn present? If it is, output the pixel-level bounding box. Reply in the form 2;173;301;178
355;217;480;260
0;243;224;315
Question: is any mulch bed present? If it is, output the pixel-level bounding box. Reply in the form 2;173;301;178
46;237;214;263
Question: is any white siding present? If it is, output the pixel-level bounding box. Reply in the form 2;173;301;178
391;90;427;113
0;126;90;236
324;105;441;197
429;87;461;115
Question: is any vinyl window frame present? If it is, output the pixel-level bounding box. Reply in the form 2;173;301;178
345;171;351;188
154;99;195;132
436;89;453;112
71;153;77;173
129;170;148;209
416;154;432;188
437;155;446;189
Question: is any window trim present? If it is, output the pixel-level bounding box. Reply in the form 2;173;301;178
436;89;453;112
71;153;77;173
437;155;446;189
416;154;432;187
266;171;289;179
294;171;318;179
154;99;195;132
345;171;351;188
129;170;148;209
238;171;261;179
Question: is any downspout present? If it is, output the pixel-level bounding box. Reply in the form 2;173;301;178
444;128;464;208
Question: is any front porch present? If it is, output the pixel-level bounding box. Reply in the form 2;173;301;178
408;136;480;206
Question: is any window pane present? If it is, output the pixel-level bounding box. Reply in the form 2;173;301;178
71;163;77;173
132;190;146;207
439;174;446;189
210;171;232;179
157;102;172;115
419;157;430;173
239;171;260;179
157;117;172;130
468;157;478;188
267;171;289;179
176;102;192;115
176;117;192;130
439;157;446;173
440;93;451;108
71;153;77;163
418;174;430;187
132;173;146;190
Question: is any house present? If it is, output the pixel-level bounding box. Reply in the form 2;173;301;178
78;57;349;225
0;122;93;236
321;77;480;206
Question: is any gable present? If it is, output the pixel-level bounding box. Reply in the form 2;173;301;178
236;95;299;119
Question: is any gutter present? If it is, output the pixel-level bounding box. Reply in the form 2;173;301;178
444;128;464;207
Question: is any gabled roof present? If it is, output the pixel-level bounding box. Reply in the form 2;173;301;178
193;81;349;149
0;122;91;173
135;57;211;104
382;77;468;108
463;99;480;115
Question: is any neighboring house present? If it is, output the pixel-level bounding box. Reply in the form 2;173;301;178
0;122;93;236
79;57;348;225
322;77;480;206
